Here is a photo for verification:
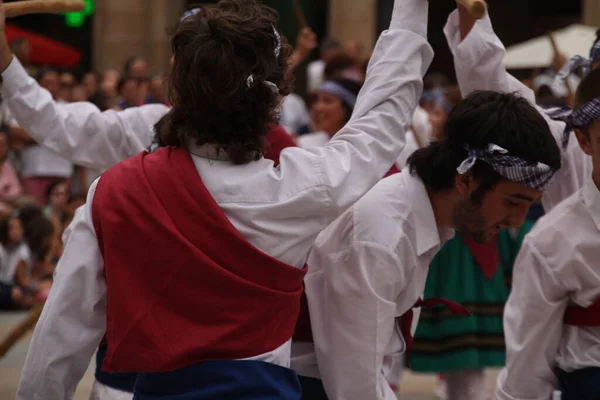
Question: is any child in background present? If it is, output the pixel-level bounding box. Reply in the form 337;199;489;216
24;215;56;299
0;213;34;300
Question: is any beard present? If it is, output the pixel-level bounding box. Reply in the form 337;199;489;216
453;197;492;244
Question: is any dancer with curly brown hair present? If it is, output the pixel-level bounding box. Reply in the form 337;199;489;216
14;0;433;398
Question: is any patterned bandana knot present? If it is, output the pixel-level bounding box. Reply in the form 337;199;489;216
546;97;600;148
456;143;555;190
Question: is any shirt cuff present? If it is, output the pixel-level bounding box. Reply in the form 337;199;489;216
444;9;504;68
1;56;30;98
389;0;428;38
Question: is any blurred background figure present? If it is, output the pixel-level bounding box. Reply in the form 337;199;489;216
307;38;342;92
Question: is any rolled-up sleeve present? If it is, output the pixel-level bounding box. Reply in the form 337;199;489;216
1;57;168;170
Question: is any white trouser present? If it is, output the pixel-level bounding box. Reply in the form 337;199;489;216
445;369;488;400
89;380;133;400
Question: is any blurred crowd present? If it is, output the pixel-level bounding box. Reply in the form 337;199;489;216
0;37;170;310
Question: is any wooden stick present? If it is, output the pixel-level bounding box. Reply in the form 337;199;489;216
4;0;86;18
291;0;307;29
456;0;487;20
0;304;44;358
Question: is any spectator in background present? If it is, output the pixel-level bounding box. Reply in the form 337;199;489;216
323;52;364;83
9;37;35;77
58;71;75;102
0;127;22;216
343;39;364;68
124;56;148;78
0;214;33;300
145;75;167;105
116;76;140;110
43;180;69;223
301;78;365;148
82;71;106;109
15;69;73;205
123;57;150;105
307;38;342;92
71;84;88;102
22;215;55;300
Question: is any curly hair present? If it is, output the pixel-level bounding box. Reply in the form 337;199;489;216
157;0;293;164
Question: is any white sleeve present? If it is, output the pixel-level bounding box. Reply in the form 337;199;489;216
305;218;407;400
496;237;568;400
443;10;536;103
277;0;433;223
0;57;169;171
443;9;590;211
16;180;106;400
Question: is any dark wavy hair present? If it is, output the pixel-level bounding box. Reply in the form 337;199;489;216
156;0;293;164
408;91;561;198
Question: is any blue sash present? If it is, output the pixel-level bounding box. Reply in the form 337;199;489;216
95;346;137;393
298;376;328;400
134;360;301;400
556;367;600;400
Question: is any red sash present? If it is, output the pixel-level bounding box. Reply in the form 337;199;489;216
92;146;306;373
564;298;600;327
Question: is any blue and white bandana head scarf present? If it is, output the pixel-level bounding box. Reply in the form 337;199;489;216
546;97;600;147
558;37;600;80
317;81;357;109
456;144;556;191
180;8;281;93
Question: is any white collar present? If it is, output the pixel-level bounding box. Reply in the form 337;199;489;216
187;143;231;162
403;172;455;256
582;174;600;232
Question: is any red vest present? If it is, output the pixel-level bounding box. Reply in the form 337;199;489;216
92;146;307;373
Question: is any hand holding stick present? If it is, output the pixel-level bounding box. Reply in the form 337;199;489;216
4;0;86;18
547;32;574;107
456;0;487;20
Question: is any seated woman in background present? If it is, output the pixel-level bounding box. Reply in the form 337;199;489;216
23;215;57;298
43;179;69;223
0;127;23;217
0;213;33;303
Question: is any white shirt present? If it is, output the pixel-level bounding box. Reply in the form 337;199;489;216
444;10;591;212
280;93;311;135
307;59;325;93
496;175;600;400
297;131;330;149
0;242;31;284
0;57;169;172
16;0;434;397
396;106;432;169
301;171;454;400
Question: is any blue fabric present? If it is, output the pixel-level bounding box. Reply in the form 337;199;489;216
134;360;301;400
556;367;600;400
298;376;328;400
95;346;137;393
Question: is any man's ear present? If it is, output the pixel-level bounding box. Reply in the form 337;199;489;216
574;128;593;156
454;171;475;197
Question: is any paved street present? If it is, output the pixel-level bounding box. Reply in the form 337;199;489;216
0;311;499;399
